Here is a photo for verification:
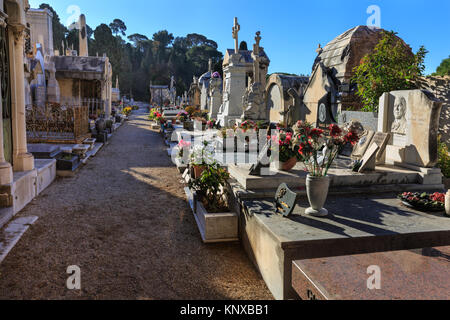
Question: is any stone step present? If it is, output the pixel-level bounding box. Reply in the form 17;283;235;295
0;216;38;265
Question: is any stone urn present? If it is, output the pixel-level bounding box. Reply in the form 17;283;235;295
445;190;450;217
277;157;298;172
305;175;331;217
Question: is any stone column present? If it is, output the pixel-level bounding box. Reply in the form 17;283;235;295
0;15;13;185
9;25;34;172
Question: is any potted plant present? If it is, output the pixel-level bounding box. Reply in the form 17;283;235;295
188;162;230;213
190;141;215;179
176;110;189;123
188;162;237;242
293;121;359;217
270;130;298;171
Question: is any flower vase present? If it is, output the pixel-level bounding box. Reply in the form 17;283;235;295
278;157;298;172
193;165;206;179
305;175;331;217
445;190;450;217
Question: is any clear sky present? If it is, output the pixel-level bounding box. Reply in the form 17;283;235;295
29;0;450;76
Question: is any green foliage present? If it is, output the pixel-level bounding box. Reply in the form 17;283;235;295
188;163;230;212
438;138;450;178
433;56;450;76
352;31;427;112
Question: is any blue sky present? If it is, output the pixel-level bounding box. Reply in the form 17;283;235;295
29;0;450;76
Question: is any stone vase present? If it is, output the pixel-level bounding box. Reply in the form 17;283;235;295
445;191;450;217
306;175;331;217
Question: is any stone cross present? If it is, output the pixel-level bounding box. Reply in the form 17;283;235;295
254;31;261;55
316;44;323;55
252;32;262;83
232;17;240;54
208;58;212;74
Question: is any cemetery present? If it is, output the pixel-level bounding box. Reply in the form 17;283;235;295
150;17;450;300
0;1;448;302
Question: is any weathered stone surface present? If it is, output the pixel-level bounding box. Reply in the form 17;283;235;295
266;74;309;125
292;246;450;300
416;76;450;145
379;90;443;168
238;194;450;300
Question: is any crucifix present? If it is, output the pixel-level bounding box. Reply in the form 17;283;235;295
232;17;240;54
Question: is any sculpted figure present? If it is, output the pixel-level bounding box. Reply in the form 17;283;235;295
391;97;407;135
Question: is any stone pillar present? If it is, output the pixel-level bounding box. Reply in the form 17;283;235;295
9;25;34;172
78;14;88;57
0;15;12;184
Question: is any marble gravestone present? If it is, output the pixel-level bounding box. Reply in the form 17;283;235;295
358;143;380;173
379;90;443;168
351;130;375;160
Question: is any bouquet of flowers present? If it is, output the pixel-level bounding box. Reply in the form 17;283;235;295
270;130;298;163
398;192;445;212
149;108;158;120
176;110;189;122
292;122;359;177
177;139;191;159
155;112;166;124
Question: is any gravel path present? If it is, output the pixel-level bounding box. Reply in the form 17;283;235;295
0;108;273;300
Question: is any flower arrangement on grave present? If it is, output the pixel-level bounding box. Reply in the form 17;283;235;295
155;112;166;124
398;192;445;212
149;108;158;121
122;107;132;116
190;141;215;178
176;110;189;122
270;130;298;171
177;139;191;160
188;162;230;213
292;121;360;217
293;122;359;177
206;120;215;129
185;106;198;118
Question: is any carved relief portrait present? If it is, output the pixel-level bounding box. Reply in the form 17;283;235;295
391;96;407;135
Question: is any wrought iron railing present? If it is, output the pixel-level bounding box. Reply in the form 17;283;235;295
26;102;90;142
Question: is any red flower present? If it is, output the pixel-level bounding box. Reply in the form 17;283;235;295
310;128;324;139
329;124;342;138
344;131;359;145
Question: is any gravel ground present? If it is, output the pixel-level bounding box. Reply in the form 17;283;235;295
0;108;273;300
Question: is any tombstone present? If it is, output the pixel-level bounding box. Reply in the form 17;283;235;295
371;132;391;165
351;130;375;160
208;77;223;120
358;143;379;173
379;90;443;168
274;183;298;217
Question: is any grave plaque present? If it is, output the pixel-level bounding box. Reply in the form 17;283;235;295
249;140;272;176
274;183;298;217
351;131;375;160
316;93;336;132
358;143;380;173
370;132;390;163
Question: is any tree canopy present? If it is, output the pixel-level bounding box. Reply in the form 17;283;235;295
39;3;224;101
434;56;450;76
352;31;427;112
